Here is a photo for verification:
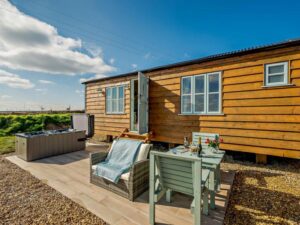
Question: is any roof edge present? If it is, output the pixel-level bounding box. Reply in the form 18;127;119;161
82;38;300;84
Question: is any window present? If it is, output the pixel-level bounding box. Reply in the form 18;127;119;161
181;72;222;114
194;75;205;113
106;86;125;114
265;62;288;86
181;77;192;113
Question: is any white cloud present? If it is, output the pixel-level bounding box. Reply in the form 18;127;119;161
85;42;103;57
0;0;115;76
35;88;47;94
39;79;55;84
0;69;34;89
75;89;84;97
0;94;12;99
131;64;138;70
79;74;107;83
75;89;84;94
109;58;115;64
79;78;88;83
144;52;151;59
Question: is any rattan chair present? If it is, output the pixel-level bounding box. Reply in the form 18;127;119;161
90;129;152;201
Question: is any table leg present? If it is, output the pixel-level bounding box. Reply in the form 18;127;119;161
209;169;216;209
216;164;221;192
203;187;209;215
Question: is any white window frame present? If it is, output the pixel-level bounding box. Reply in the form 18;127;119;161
106;85;125;114
265;62;288;86
207;72;222;114
181;72;222;115
181;76;193;114
194;74;206;114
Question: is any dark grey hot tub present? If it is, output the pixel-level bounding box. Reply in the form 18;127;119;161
15;129;86;161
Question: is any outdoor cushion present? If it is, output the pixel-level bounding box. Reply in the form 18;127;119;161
120;172;130;181
92;165;130;181
94;139;142;183
118;143;150;181
135;143;151;162
109;141;150;163
92;142;150;181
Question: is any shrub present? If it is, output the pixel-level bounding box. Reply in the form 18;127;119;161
0;114;71;137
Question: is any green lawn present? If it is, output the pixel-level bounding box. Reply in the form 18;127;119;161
0;136;15;155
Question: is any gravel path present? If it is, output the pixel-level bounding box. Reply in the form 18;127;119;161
1;151;299;225
0;157;107;225
223;158;300;225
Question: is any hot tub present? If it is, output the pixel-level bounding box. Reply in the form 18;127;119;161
15;129;86;161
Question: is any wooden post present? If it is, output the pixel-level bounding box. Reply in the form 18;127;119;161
106;135;112;142
256;154;267;164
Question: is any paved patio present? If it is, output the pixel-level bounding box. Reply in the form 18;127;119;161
7;147;234;225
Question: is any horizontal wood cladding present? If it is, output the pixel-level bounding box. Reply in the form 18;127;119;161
85;76;134;137
85;46;300;158
147;47;300;159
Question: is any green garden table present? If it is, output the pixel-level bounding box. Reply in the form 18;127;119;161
168;146;225;209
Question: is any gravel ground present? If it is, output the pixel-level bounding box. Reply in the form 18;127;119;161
0;157;107;225
223;157;300;225
1;150;299;225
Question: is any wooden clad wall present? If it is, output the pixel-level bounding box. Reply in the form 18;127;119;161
147;46;300;159
85;75;136;137
85;46;300;158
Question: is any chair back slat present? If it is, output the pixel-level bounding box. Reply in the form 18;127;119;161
149;151;203;225
192;132;219;150
153;153;201;196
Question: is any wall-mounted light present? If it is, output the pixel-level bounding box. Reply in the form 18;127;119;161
97;88;105;97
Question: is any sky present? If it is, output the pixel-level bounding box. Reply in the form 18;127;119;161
0;0;300;111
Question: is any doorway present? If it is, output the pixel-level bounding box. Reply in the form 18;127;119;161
130;79;138;132
130;72;149;134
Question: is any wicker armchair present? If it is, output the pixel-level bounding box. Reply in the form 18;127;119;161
90;151;150;201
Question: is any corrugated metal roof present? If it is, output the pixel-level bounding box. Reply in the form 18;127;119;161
82;38;300;84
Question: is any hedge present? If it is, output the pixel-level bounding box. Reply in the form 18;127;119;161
0;114;71;137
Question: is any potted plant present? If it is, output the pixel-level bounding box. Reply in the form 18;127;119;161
205;135;223;153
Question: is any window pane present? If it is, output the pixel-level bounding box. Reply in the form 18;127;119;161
182;95;191;113
182;77;192;94
208;93;219;112
118;99;124;112
208;73;220;92
112;99;117;112
112;87;117;99
268;65;284;74
106;99;111;113
268;74;284;83
195;76;205;93
195;94;204;112
106;88;111;99
118;86;124;99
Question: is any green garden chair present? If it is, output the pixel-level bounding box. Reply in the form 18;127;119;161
149;151;209;225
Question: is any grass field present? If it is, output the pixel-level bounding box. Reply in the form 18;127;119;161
0;136;15;155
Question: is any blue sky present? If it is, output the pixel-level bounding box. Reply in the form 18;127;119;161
1;0;300;110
